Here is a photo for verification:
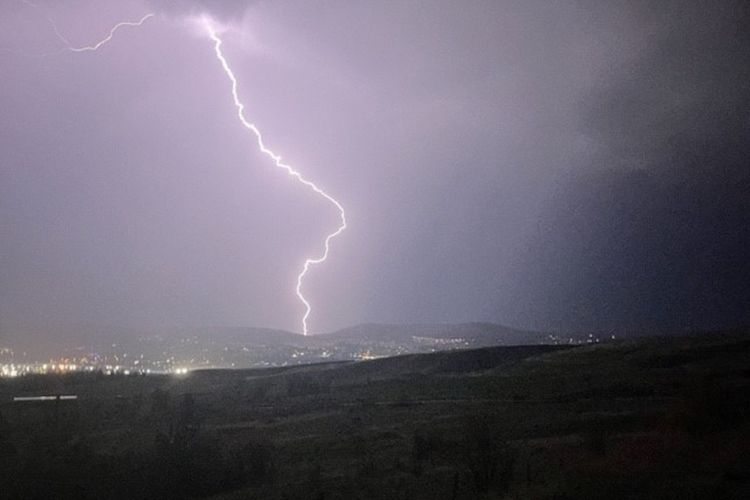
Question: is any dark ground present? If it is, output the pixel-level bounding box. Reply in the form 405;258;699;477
1;333;749;499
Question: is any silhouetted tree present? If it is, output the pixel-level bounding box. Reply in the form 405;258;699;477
150;388;170;415
234;438;276;486
0;409;17;473
463;420;516;495
178;392;196;427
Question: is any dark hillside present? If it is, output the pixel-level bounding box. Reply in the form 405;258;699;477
0;333;748;499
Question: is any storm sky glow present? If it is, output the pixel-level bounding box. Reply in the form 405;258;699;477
1;0;748;347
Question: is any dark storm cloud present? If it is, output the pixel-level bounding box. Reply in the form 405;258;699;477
580;0;750;175
502;0;750;333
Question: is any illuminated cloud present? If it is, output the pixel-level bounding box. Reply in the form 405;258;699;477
147;0;252;21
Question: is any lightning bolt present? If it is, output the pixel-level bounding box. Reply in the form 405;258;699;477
17;1;154;55
61;13;154;52
11;3;346;335
20;0;72;47
203;19;347;336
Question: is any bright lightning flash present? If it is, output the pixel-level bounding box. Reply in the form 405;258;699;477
14;3;346;336
203;19;347;336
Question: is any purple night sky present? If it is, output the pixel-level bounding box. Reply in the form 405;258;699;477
1;1;749;344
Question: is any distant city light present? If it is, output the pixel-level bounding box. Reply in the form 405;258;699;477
0;330;612;378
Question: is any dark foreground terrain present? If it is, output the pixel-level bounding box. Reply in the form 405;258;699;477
1;333;749;499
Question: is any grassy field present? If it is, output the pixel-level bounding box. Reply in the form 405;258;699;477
1;334;749;499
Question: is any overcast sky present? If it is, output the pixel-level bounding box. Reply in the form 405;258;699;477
1;0;748;341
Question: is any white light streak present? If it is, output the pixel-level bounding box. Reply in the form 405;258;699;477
64;13;154;53
203;19;347;336
13;395;78;402
19;1;154;54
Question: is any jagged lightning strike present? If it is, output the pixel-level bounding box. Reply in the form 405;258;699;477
19;1;153;55
13;3;346;335
57;13;154;53
203;19;347;336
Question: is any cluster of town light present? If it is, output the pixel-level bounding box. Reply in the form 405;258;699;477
0;362;190;378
